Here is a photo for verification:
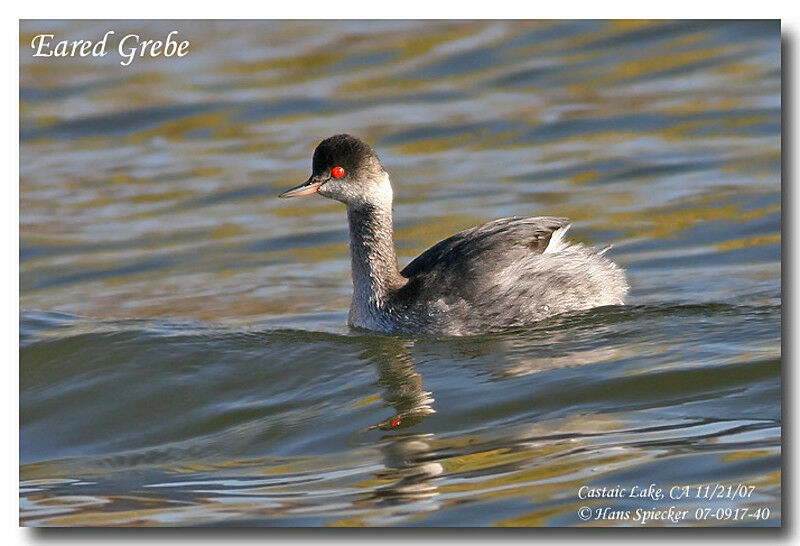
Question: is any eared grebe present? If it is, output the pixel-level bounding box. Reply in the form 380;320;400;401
280;134;628;335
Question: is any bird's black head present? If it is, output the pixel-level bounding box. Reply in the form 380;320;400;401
280;134;391;207
312;134;380;176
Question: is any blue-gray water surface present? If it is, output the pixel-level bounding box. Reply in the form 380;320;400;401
20;20;781;526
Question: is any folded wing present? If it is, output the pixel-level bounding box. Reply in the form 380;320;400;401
401;216;571;279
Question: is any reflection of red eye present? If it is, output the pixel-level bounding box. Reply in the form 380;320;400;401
390;417;402;427
331;166;345;178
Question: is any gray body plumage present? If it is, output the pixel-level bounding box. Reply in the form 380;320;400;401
280;134;629;336
346;207;628;336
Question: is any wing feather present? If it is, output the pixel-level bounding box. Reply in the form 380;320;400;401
400;216;571;278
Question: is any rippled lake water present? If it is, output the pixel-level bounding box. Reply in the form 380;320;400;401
20;20;781;526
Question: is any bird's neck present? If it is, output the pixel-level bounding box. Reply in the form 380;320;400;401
347;202;406;306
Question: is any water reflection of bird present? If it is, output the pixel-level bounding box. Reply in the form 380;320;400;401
280;134;628;335
357;338;442;510
359;338;436;432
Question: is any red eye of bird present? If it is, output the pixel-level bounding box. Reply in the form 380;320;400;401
331;166;346;178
